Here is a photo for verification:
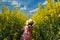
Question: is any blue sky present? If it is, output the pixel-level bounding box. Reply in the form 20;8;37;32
0;0;46;15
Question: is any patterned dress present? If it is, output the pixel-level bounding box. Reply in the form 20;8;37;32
20;26;32;40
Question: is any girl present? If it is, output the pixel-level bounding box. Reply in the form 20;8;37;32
20;19;34;40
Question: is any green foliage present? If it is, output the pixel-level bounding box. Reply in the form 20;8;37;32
0;6;27;40
31;0;60;40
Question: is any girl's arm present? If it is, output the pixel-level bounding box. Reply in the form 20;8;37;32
21;26;25;31
28;26;32;33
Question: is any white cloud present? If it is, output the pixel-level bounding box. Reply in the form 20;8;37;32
2;0;12;2
42;1;47;5
2;0;7;2
20;6;27;10
11;1;21;7
8;0;12;2
29;8;38;13
52;0;55;3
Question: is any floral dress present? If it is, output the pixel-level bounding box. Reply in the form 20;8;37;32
20;26;32;40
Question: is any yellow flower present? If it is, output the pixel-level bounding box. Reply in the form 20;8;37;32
58;28;60;30
58;31;60;34
57;14;60;17
56;36;60;39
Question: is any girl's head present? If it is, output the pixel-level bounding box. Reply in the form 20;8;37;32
26;19;34;26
